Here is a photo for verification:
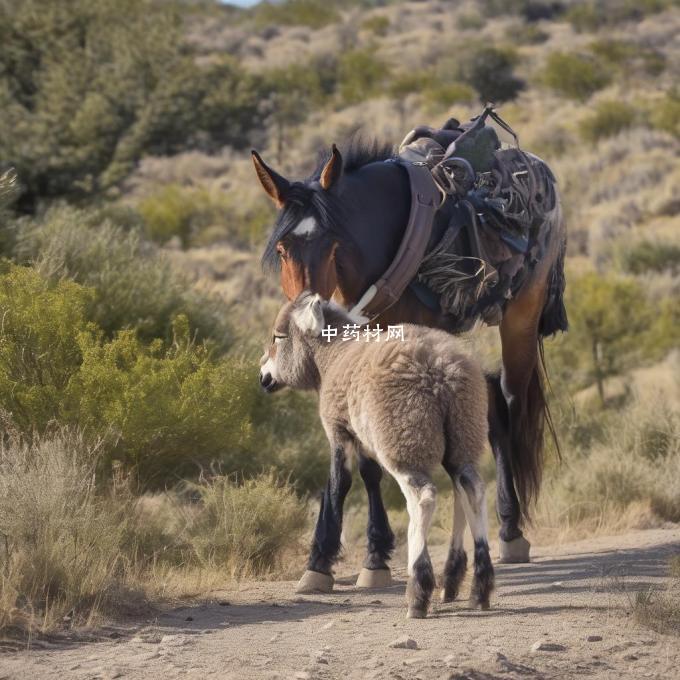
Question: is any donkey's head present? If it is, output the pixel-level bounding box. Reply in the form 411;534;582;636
259;292;333;393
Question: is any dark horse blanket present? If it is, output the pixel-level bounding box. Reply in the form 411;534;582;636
399;109;559;328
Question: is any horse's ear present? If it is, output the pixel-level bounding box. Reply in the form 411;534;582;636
319;144;343;191
251;150;290;208
292;293;325;336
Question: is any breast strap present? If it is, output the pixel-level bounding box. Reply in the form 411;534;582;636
349;160;442;322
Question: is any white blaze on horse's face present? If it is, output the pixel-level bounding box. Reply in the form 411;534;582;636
292;216;319;238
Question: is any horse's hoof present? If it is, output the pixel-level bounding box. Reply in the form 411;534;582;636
356;567;392;589
295;570;334;594
498;535;531;563
406;607;427;619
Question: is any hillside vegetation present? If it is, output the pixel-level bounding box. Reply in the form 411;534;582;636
0;0;678;636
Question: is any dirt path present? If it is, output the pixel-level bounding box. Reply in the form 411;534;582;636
1;527;679;680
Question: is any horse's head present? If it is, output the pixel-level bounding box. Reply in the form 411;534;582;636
252;142;410;312
252;146;346;302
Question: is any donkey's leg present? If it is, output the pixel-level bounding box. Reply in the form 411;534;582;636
356;454;395;588
441;484;468;602
487;373;525;550
456;464;494;609
393;472;437;618
297;442;352;594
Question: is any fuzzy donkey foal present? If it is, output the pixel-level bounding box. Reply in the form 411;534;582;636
260;293;494;617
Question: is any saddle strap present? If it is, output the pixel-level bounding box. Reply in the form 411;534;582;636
349;161;441;322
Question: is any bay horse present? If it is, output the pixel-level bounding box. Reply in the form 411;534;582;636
252;131;567;587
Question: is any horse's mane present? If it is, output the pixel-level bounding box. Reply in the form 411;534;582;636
262;137;395;271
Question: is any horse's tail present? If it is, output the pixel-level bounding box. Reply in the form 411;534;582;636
511;234;567;522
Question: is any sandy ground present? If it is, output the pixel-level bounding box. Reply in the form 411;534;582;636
1;527;679;680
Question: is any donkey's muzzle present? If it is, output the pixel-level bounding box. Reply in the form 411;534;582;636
259;371;281;393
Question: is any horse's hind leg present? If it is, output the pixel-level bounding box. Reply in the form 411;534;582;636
487;373;527;556
441;484;468;602
296;439;352;594
393;471;437;618
355;453;394;589
456;464;494;609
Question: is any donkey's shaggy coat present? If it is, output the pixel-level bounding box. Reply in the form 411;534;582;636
261;292;494;617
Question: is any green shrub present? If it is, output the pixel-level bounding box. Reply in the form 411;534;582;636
508;22;550;45
0;2;262;209
581;101;636;142
542;51;611;101
362;15;390;36
455;45;524;103
138;185;209;248
14;206;233;350
422;82;477;110
253;0;339;29
652;90;680;139
589;39;666;77
338;49;390;105
548;272;651;400
566;0;669;32
621;240;680;276
185;472;308;577
457;12;485;30
0;262;92;431
71;320;257;486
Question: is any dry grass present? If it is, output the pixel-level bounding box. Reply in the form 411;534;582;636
0;426;308;638
633;556;680;637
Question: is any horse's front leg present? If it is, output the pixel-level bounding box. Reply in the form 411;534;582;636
355;453;394;588
296;441;352;594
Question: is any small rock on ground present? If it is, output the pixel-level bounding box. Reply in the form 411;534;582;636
388;636;418;650
586;635;603;642
531;641;567;653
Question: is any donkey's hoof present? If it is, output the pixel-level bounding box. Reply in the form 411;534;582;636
295;570;334;594
406;607;427;619
498;535;531;563
356;567;392;589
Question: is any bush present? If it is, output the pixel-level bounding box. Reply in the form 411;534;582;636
71;321;257;486
581;101;636;142
0;427;141;633
253;0;339;29
621;240;680;276
548;272;651;400
455;45;524;103
361;15;390;36
0;2;262;209
0;425;310;635
0;262;92;431
457;12;485;30
422;82;477;111
542;51;611;101
589;39;666;77
566;0;669;32
338;49;390;105
185;472;308;577
14;206;233;350
652;90;680;139
508;22;550;45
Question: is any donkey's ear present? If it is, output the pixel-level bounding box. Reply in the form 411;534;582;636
251;150;290;208
293;293;325;336
319;144;343;191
